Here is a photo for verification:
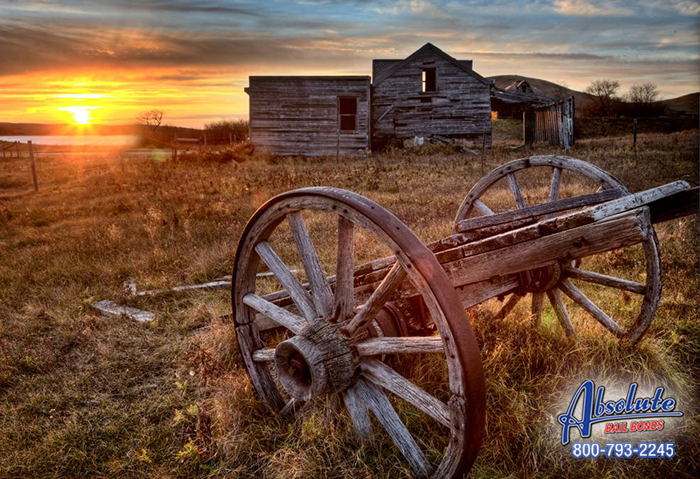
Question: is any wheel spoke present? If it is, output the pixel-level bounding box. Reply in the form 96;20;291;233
354;378;432;478
549;167;562;202
344;262;406;335
565;266;646;295
473;199;494;216
492;293;521;320
255;241;317;321
532;292;544;327
251;347;275;362
545;289;575;336
243;294;308;334
280;398;303;417
334;216;355;322
288;211;334;318
559;279;625;336
355;336;443;356
361;359;451;427
343;383;372;440
507;172;526;209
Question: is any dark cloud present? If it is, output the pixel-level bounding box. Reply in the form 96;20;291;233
0;19;373;76
3;0;262;16
116;0;262;15
456;51;606;60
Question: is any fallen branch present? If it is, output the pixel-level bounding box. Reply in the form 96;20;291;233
91;300;155;323
125;269;299;297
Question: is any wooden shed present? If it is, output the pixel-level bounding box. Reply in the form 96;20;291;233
371;43;492;150
245;76;371;156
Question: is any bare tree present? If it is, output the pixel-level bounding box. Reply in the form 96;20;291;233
585;79;620;116
628;83;660;104
137;109;164;133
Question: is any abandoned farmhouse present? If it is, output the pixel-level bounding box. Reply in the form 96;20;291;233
245;43;572;156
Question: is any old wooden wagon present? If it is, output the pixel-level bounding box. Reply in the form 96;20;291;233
231;156;698;477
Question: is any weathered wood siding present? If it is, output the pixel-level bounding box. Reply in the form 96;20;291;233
372;51;491;149
524;97;575;148
247;76;370;156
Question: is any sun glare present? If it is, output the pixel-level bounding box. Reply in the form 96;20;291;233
59;106;97;125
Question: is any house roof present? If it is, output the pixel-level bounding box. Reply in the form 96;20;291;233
490;86;552;105
372;43;488;87
505;80;531;91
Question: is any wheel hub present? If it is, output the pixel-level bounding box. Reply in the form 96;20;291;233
274;319;357;402
518;263;562;293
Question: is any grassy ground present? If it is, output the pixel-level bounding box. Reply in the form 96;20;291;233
0;132;698;478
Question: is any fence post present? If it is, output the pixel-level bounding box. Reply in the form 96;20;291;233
633;119;637;150
229;133;233;146
28;141;38;191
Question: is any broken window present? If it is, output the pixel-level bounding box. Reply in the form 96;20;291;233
422;68;436;92
338;96;357;131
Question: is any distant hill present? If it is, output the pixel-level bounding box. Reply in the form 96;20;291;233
0;122;201;137
489;75;698;118
659;92;699;116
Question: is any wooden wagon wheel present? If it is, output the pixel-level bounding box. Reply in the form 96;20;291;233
233;187;486;478
453;155;662;344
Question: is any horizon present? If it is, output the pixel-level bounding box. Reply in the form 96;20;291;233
1;0;698;129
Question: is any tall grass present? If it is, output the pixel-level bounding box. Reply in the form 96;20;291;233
0;132;697;477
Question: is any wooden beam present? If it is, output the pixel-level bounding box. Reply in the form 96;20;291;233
648;187;699;224
355;336;444;356
455;189;623;233
443;208;649;288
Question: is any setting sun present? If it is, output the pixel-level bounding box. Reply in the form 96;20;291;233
59;106;97;125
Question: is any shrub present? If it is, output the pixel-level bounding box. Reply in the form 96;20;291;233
203;119;249;144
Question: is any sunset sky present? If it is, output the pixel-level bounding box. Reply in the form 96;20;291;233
1;0;698;128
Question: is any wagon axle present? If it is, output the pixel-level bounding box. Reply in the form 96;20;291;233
518;263;562;293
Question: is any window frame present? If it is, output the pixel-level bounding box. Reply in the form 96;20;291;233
338;96;358;132
422;68;437;93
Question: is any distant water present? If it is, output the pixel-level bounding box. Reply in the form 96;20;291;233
0;135;138;146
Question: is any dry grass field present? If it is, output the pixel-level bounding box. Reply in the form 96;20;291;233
0;130;698;478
